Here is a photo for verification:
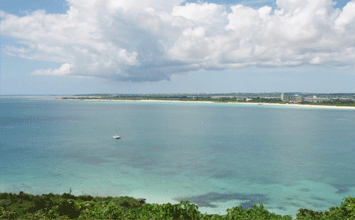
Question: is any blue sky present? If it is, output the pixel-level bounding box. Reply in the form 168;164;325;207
1;0;355;95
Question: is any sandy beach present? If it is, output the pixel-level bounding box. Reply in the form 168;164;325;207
62;98;355;110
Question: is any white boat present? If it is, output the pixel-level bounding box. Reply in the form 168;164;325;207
112;135;120;139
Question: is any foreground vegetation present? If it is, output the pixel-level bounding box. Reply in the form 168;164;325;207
1;192;354;219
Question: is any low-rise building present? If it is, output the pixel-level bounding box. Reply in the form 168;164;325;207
281;93;303;103
303;95;330;103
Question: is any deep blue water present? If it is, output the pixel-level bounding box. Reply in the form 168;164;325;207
1;97;354;217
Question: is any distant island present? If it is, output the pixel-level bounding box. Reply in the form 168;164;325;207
61;93;355;108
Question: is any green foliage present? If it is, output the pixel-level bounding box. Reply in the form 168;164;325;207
76;195;94;201
62;193;76;200
116;196;142;209
0;207;19;219
57;199;80;219
250;97;284;103
302;99;355;107
296;208;325;219
125;201;203;219
296;196;355;220
1;192;354;220
225;204;292;220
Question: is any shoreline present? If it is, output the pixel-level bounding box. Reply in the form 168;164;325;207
61;98;355;110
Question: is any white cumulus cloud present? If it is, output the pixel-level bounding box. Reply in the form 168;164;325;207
1;0;355;82
32;63;71;75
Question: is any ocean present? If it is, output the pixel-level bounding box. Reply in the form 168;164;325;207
1;96;354;217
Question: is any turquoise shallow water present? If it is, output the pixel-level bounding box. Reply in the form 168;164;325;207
1;97;355;217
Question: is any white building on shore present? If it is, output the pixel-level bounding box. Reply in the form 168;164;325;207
281;93;303;103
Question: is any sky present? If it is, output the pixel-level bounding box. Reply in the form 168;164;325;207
1;0;355;95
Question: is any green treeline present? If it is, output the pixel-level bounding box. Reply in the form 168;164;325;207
1;192;355;219
302;99;355;107
249;97;284;103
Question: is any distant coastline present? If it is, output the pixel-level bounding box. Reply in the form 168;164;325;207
61;98;355;110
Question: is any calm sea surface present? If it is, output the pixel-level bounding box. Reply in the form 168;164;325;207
1;97;354;217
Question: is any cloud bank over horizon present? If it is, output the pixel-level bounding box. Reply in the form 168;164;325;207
1;0;355;82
